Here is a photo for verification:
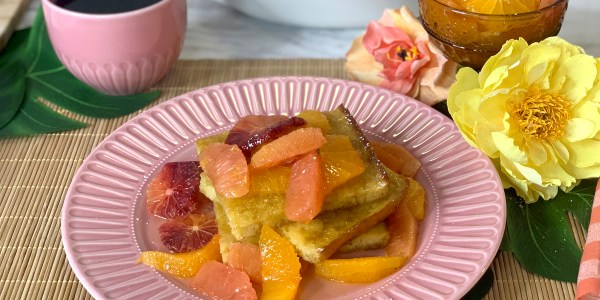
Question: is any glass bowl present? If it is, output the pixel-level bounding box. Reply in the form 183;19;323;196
419;0;568;69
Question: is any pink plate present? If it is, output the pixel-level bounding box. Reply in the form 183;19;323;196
62;77;505;299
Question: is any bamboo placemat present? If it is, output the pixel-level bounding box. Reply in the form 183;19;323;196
0;59;582;299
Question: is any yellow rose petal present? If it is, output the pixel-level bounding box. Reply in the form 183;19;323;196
564;118;597;142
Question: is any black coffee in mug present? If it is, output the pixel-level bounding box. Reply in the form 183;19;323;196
54;0;162;14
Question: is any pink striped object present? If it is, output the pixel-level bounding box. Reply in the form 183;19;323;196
577;179;600;300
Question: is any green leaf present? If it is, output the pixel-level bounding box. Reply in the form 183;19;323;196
0;6;161;137
0;60;26;128
29;69;161;118
0;92;86;137
0;29;30;65
502;180;595;282
462;268;494;300
552;179;596;231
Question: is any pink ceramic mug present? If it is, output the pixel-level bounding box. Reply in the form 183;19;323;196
42;0;186;96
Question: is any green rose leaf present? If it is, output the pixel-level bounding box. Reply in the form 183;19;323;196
0;7;161;137
502;179;595;282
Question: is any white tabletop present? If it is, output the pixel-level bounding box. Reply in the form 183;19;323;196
18;0;600;59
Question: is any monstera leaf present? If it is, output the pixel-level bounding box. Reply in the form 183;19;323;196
0;7;160;137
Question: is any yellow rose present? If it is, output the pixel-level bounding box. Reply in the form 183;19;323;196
448;37;600;203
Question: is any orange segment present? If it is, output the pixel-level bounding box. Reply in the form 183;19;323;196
137;235;221;278
250;128;326;170
371;140;421;178
315;256;406;283
458;0;541;14
228;242;263;284
298;110;331;135
320;135;366;193
260;225;302;300
190;260;258;300
285;150;326;223
404;178;427;221
386;203;419;258
199;143;249;198
248;166;290;195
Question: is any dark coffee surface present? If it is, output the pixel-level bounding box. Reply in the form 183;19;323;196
55;0;162;14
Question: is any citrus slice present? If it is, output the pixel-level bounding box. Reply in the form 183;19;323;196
386;202;419;258
298;110;331;135
315;256;406;283
250;127;326;170
248;166;290;195
458;0;541;14
190;260;258;300
158;213;218;253
260;225;302;300
228;242;263;284
285;150;326;223
137;235;221;278
146;161;202;218
371;140;421;178
199;143;249;198
320;135;366;193
404;178;427;221
225;115;306;159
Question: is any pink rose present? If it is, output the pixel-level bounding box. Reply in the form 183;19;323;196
345;7;457;105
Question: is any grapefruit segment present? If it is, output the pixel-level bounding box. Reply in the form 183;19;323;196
228;242;263;284
199;143;250;198
315;256;406;283
320;135;366;193
190;260;258;300
226;115;306;159
137;235;221;278
371;141;421;178
260;225;302;300
158;213;218;253
250;127;327;170
146;161;202;219
285;150;326;223
386;202;419;258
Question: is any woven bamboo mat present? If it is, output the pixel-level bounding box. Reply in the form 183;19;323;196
0;59;582;299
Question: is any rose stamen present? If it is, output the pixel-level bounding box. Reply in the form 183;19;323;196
509;86;571;140
387;46;419;62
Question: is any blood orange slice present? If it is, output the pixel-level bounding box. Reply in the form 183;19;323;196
228;242;263;284
226;115;306;159
199;143;250;198
158;213;218;253
285;150;326;223
190;260;258;300
250;127;327;170
146;161;202;219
